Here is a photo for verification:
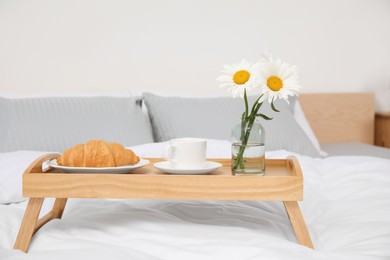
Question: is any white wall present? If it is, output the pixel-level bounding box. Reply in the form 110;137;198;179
0;0;389;110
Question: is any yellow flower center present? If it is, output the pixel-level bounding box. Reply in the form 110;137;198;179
233;70;250;85
267;76;283;91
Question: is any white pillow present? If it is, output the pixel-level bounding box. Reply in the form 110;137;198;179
293;102;328;156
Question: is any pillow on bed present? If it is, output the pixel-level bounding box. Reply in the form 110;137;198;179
0;96;154;152
293;101;327;156
143;93;320;157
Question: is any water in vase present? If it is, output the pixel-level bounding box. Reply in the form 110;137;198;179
232;142;265;176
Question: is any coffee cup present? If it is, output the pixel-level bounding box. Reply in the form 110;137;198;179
165;138;207;169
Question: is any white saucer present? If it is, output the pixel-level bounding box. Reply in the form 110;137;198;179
154;161;222;175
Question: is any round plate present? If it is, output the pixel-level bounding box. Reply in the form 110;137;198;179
154;161;222;175
45;159;150;174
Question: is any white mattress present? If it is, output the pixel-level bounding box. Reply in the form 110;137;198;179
321;142;390;159
1;140;390;260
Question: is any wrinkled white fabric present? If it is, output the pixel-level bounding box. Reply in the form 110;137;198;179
1;141;390;260
0;151;53;204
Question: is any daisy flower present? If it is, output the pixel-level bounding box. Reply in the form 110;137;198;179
257;52;302;104
216;52;303;173
217;59;260;98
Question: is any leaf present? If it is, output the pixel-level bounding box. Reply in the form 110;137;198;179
244;89;249;118
254;94;264;105
256;113;273;120
271;98;280;113
251;94;264;115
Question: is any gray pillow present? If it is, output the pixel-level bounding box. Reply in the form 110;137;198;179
0;96;154;152
143;93;320;157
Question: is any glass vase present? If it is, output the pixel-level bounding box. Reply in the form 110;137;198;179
231;118;265;176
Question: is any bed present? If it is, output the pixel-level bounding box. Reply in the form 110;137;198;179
0;92;389;260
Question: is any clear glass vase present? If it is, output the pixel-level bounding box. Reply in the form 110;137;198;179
231;118;265;176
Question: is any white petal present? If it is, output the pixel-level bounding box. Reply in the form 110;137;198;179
216;75;232;82
260;51;273;63
218;82;232;88
222;64;235;74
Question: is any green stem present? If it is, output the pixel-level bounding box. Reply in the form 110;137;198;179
233;116;256;170
233;98;264;171
244;89;249;119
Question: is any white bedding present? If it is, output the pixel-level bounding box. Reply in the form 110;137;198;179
1;140;390;260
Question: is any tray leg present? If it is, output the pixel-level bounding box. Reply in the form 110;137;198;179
14;198;68;253
35;198;68;233
13;198;44;252
283;201;314;249
52;198;67;219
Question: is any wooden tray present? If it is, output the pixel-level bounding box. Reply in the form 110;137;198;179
23;155;302;201
14;153;313;252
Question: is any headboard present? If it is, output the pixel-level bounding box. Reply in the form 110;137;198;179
299;93;375;145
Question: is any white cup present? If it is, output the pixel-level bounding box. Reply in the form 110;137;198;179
165;138;207;169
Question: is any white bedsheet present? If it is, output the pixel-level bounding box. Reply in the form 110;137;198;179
1;140;390;260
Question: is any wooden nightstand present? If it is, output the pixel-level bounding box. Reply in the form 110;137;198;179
375;112;390;148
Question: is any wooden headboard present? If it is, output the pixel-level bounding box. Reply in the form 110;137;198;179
299;93;375;145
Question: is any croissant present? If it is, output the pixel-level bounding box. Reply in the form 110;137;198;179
57;140;140;167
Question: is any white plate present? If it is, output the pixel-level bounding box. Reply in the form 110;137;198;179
44;159;150;174
154;161;222;175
